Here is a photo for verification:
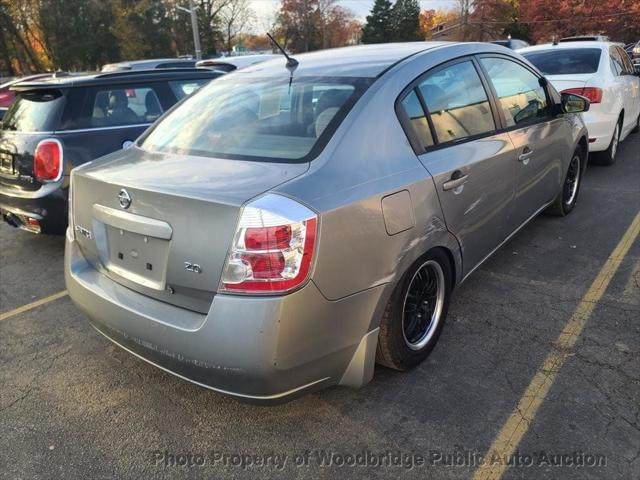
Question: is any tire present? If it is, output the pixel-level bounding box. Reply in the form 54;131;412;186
632;112;640;134
593;117;621;166
547;145;583;217
376;249;452;371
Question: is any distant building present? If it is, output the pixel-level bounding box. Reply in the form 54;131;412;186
431;21;463;41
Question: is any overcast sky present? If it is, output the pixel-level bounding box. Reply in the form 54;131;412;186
250;0;457;31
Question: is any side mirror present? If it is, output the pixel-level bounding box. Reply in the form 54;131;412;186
634;63;640;76
561;92;590;114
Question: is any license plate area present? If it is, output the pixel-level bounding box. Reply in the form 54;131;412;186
104;226;169;290
0;151;15;176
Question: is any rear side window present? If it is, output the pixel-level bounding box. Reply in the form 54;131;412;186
522;48;602;75
400;90;434;148
480;57;549;127
169;79;210;100
610;50;624;76
61;85;164;129
1;90;64;132
618;48;634;74
418;61;495;143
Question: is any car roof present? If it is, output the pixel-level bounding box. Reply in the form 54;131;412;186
102;58;195;70
11;68;221;90
238;42;451;77
518;41;613;54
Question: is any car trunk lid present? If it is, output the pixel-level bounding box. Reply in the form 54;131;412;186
0;131;45;191
71;146;309;313
0;88;65;191
545;74;596;93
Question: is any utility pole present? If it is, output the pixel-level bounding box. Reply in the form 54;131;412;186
177;0;202;60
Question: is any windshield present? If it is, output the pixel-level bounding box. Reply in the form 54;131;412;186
139;76;370;162
522;48;602;75
1;90;65;132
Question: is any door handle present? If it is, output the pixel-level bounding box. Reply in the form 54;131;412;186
443;172;469;191
518;147;534;162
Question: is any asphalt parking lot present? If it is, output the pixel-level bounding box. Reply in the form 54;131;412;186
1;134;639;480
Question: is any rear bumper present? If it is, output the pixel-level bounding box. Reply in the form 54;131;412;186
0;186;67;234
582;109;618;152
65;231;383;404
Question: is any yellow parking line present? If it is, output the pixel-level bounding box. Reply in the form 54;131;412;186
473;211;640;480
0;290;68;322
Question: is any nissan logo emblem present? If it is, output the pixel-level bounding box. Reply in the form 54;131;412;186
118;189;132;209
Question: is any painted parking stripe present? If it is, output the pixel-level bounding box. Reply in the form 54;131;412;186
0;290;68;322
473;211;640;480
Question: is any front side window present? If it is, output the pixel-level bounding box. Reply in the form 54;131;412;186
140;76;369;162
417;60;495;143
481;57;549;127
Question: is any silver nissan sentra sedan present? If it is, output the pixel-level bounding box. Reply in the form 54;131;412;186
65;42;589;403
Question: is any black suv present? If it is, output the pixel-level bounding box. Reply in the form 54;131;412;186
0;68;222;234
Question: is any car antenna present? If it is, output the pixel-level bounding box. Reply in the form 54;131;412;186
267;32;298;90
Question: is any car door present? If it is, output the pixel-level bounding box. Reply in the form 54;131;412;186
615;46;640;134
478;55;571;227
397;58;517;276
609;47;636;136
56;82;176;168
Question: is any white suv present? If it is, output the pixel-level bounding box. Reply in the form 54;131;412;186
520;41;640;165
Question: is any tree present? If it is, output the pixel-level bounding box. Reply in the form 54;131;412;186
244;33;272;51
467;0;516;41
391;0;421;41
0;0;48;74
194;0;234;56
521;0;640;44
323;6;359;47
419;9;435;38
220;0;254;53
39;0;119;71
361;0;393;44
277;0;321;53
111;0;174;60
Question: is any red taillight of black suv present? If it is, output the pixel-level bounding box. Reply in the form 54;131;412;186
34;139;63;182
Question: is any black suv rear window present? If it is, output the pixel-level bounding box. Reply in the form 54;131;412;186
522;48;602;75
2;90;65;132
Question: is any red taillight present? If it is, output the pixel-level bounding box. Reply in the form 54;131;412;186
245;225;292;250
220;195;318;294
561;87;602;104
34;139;63;181
241;252;286;279
0;91;14;107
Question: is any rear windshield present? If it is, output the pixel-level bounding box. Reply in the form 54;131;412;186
1;90;65;132
522;48;602;75
139;76;370;162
